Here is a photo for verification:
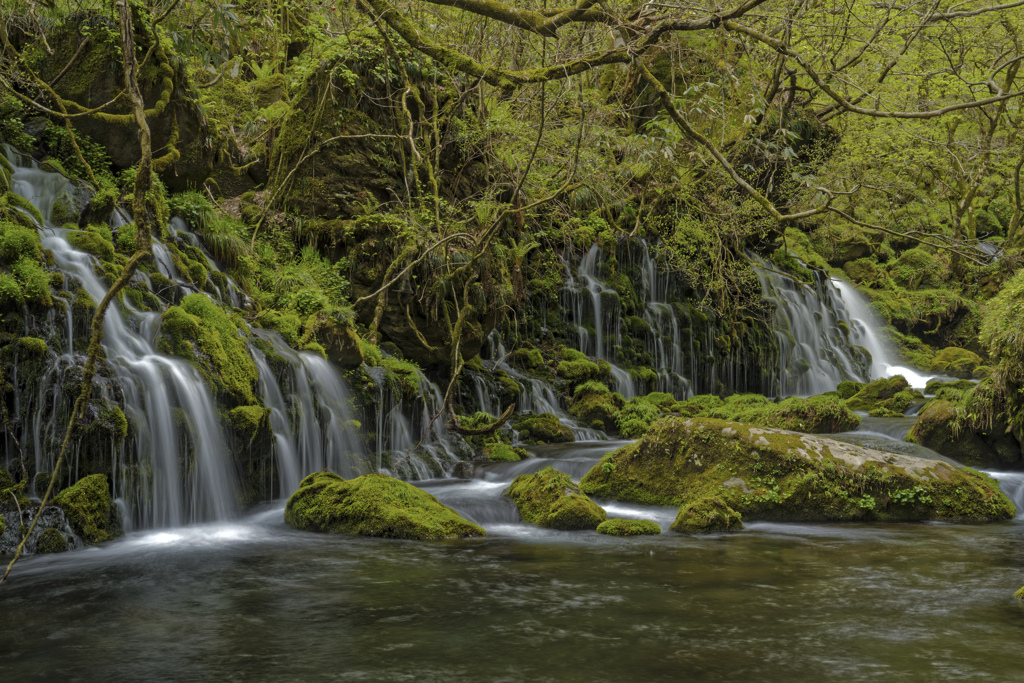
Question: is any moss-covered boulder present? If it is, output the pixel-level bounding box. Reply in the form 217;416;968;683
504;466;607;530
596;518;661;536
671;497;743;534
514;413;574;444
843;258;878;285
579;417;1013;521
284;471;485;539
929;347;983;379
52;474;123;543
906;400;1022;469
684;393;860;434
568;381;623;432
35;527;70;554
845;375;921;415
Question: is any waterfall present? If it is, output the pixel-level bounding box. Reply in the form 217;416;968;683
3;148;367;528
751;254;923;396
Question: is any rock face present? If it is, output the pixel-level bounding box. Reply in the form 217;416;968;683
671;497;743;534
596;518;661;536
578;417;1014;522
52;474;123;543
907;400;1022;469
285;471;485;539
504;467;607;530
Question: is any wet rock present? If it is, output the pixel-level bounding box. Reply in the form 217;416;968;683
35;527;70;554
579;417;1013;522
504;466;606;530
285;471;485;539
845;375;922;415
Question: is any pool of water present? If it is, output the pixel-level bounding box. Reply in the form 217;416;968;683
3;438;1024;681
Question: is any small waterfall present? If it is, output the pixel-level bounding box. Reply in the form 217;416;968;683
753;254;883;396
987;472;1024;517
830;279;933;389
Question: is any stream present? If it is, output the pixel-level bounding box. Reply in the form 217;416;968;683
3;428;1024;681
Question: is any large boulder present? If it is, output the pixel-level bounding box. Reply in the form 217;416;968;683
52;474;123;543
578;417;1013;522
284;471;485;539
906;400;1022;469
513;413;574;444
504;466;606;530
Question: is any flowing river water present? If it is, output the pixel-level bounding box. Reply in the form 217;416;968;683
3;430;1024;681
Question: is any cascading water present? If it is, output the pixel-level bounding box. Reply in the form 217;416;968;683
751;254;916;396
3;147;367;528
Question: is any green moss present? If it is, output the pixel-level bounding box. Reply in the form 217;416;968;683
843;258;878;285
845;376;919;413
578;416;1013;521
0;220;42;262
284;471;485;539
596;517;661;536
52;474;123;543
698;393;860;433
671;497;743;534
514;413;575;444
484;443;527;462
160;293;258;405
837;381;864;400
17;336;48;356
556;358;603;384
229;405;270;440
504;466;607;530
68;225;115;261
569;381;623;431
617;398;664;438
509;350;544;370
929;347;982;379
35;528;69;554
302;341;328;359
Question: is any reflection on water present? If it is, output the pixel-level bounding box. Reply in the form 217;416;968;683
2;441;1024;682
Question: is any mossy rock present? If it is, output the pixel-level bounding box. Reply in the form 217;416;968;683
845;376;921;414
284;471;485;539
924;378;975;396
159;293;258;405
929;347;983;379
52;474;123;543
484;443;528;462
906;400;1022;469
514;413;574;444
568;381;623;431
578;417;1013;522
843;258;878;285
837;381;865;400
510;348;545;370
671;497;743;534
704;393;860;434
556;358;603;384
35;527;70;554
596;518;661;536
504;466;607;530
